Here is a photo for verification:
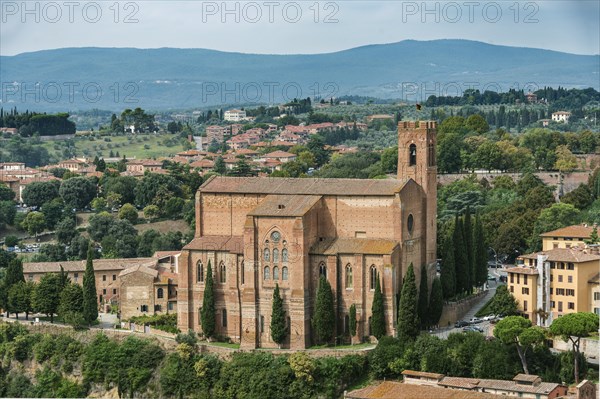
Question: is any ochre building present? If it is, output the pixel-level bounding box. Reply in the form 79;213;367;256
177;121;438;349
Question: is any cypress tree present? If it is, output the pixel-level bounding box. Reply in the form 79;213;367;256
397;263;419;341
5;258;24;287
201;260;216;340
270;283;286;348
417;265;429;329
428;277;444;327
312;276;335;344
463;209;474;293
82;244;98;324
371;276;386;339
440;234;456;299
474;215;488;288
454;216;468;294
349;304;357;344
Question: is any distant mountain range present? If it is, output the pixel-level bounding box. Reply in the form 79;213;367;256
1;39;598;112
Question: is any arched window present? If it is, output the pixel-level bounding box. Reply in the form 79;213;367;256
319;262;327;279
220;262;226;283
222;309;227;327
273;248;279;263
273;266;279;280
264;266;270;280
370;266;377;290
428;141;436;166
368;316;372;336
241;261;245;285
345;264;353;288
282;248;288;262
263;248;270;262
197;261;204;282
407;214;414;233
282;266;288;280
157;287;164;299
409;143;417;166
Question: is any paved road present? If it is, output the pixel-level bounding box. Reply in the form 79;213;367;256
430;269;502;339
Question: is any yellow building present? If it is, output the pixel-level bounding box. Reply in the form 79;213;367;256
540;224;594;251
508;247;600;326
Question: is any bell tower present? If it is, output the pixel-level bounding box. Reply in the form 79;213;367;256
397;120;437;266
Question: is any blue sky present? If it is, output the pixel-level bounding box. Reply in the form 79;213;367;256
1;1;599;56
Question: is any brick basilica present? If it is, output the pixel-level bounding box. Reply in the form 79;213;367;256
177;121;438;349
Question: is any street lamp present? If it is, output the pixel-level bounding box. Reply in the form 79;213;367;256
489;247;499;268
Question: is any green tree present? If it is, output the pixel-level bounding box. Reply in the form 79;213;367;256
440;234;456;299
0;182;15;201
428;277;444;327
21;180;60;208
270;283;286;347
82;245;98;324
8;281;33;320
59;177;97;209
33;273;61;322
4;235;19;247
118;203;138;223
59;283;84;316
417;266;429;329
55;217;77;245
349;304;357;343
214;156;226;174
21;211;46;236
397;264;419;341
473;215;488;288
554;145;577;173
201;261;216;340
466;114;489;134
489;285;519;316
463;209;475;292
454;216;469;294
5;257;25;287
437;133;463;173
549;312;599;383
0;200;17;227
143;205;160;221
530;203;580;251
494;316;545;374
371;276;386;339
312;276;335;344
40;198;65;230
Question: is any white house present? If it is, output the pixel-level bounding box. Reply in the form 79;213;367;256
551;111;571;123
224;109;247;122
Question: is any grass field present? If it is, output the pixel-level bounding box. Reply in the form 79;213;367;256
42;132;189;160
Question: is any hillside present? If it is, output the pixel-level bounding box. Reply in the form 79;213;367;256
1;39;598;111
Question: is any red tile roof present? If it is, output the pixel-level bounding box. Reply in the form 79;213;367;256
540;224;594;238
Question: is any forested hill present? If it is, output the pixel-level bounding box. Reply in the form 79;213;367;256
1;39;598;111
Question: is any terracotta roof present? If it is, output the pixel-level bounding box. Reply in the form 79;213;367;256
402;370;444;380
513;374;541;383
346;381;497;399
519;247;600;263
264;150;296;158
310;237;399;255
505;266;539;275
248;195;322;217
200;176;408;196
184;235;244;254
153;251;181;258
438;377;480;389
540;224;594;238
476;378;560;395
24;258;157;273
119;263;159;278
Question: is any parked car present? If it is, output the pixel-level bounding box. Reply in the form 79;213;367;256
454;320;469;328
463;326;484;333
487;274;496;281
469;317;482;324
482;314;495;321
